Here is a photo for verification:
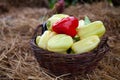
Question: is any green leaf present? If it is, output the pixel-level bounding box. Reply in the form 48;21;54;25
46;21;51;30
84;16;91;25
73;36;80;42
48;0;57;9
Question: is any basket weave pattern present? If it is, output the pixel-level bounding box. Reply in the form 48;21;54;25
30;24;109;76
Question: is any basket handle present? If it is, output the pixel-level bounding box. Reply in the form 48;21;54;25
32;23;47;39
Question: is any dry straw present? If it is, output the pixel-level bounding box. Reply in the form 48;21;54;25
0;2;120;79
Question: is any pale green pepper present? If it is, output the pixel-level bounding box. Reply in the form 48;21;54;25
37;30;56;49
78;21;106;39
47;34;73;53
72;35;100;54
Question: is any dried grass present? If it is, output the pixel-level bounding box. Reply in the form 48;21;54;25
0;2;120;80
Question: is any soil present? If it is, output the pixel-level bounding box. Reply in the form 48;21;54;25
0;2;120;80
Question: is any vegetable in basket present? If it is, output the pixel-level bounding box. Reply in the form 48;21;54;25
36;14;106;54
47;34;73;53
52;16;78;37
72;35;100;54
37;30;56;49
78;21;106;39
46;14;69;30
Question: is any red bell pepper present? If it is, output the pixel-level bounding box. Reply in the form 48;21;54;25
52;16;78;37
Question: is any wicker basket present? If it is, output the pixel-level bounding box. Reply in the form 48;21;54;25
30;24;109;76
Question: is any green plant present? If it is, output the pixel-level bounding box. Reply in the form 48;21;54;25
48;0;57;8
